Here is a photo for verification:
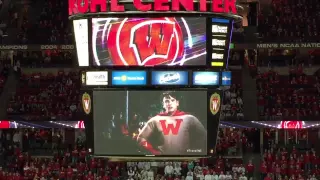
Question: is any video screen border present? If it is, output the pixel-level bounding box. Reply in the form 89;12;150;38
86;17;215;69
90;88;221;157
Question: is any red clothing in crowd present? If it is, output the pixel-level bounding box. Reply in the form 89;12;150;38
260;163;267;174
246;163;254;173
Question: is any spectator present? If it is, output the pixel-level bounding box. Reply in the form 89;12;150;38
165;162;174;176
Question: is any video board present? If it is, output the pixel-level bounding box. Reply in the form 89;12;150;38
93;90;208;156
91;17;207;66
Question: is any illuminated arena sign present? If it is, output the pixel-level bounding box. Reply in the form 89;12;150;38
279;121;304;129
69;0;237;16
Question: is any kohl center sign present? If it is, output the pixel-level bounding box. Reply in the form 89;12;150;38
69;0;237;17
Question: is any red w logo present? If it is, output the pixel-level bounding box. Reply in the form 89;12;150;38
159;119;182;135
106;18;184;66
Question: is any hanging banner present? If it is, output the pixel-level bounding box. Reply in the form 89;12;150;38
0;44;75;50
233;42;320;49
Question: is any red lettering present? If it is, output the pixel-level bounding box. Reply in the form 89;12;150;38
90;0;107;13
224;0;237;14
110;0;125;11
78;0;89;14
68;0;237;15
212;0;224;13
69;0;75;15
133;22;174;63
134;0;152;11
172;0;193;11
154;0;169;11
159;119;182;135
199;0;207;11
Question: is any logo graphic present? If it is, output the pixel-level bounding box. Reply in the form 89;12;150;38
152;71;188;85
105;18;184;66
222;71;231;86
159;119;182;135
76;121;85;129
210;93;221;115
159;73;180;84
82;93;91;114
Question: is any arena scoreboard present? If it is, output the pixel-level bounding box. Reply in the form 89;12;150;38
73;17;234;69
73;0;242;158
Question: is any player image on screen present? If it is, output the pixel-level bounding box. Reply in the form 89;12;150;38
91;17;207;66
137;91;207;155
93;90;207;156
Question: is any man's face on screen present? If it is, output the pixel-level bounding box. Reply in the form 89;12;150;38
162;95;179;113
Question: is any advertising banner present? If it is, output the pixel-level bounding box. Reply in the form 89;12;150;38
221;71;232;86
193;72;219;86
151;71;188;85
85;71;108;86
111;71;147;85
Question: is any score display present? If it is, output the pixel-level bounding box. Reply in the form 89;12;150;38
210;18;233;69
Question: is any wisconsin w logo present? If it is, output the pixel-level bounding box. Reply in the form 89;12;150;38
159;119;182;135
210;93;221;115
82;92;91;115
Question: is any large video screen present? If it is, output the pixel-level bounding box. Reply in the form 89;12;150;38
92;18;207;66
93;90;207;156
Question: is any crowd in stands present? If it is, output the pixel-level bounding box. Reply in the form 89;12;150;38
19;0;72;44
221;70;244;120
258;0;320;41
7;70;81;121
261;131;319;180
256;66;320;120
0;60;9;94
13;50;74;68
0;128;257;180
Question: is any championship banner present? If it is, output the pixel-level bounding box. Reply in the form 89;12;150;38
233;42;320;49
0;44;75;50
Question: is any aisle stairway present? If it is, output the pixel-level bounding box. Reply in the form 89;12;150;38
242;66;259;121
0;69;19;119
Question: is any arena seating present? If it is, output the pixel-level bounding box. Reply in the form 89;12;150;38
221;70;244;120
0;128;252;179
258;0;320;41
21;0;71;44
14;50;74;68
261;128;319;179
257;67;320;120
7;70;81;121
0;60;10;94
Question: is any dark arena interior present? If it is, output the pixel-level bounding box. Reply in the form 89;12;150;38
0;0;319;179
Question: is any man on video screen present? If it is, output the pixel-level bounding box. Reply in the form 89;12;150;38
137;91;207;155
